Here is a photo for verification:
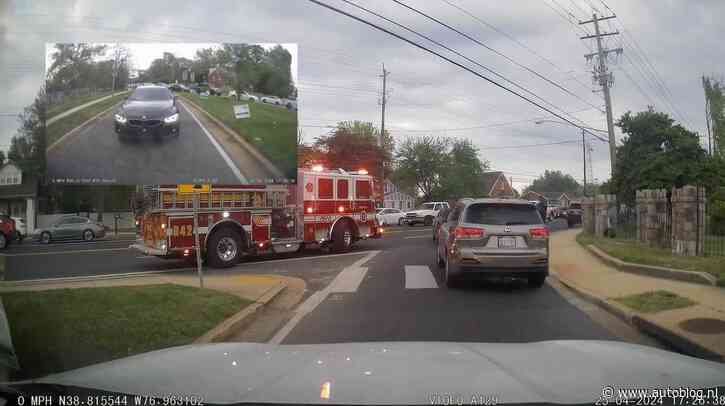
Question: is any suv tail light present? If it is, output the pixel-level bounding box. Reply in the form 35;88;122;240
454;227;485;240
529;227;549;239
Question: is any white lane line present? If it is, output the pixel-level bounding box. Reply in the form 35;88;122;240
269;250;380;344
233;250;375;268
404;265;439;289
404;235;431;239
3;247;131;257
179;101;246;183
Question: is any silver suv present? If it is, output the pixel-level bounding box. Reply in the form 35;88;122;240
435;198;550;288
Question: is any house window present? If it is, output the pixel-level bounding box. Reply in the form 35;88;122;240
337;179;349;199
319;178;333;199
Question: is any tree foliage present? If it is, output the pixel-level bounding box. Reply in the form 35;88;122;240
524;170;581;196
8;87;48;178
393;136;489;201
703;76;725;156
611;108;707;205
46;44;128;92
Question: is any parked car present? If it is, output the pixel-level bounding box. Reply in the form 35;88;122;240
33;216;106;244
376;208;406;226
432;207;452;241
0;214;17;249
261;95;282;105
11;216;26;240
114;85;180;139
565;202;583;226
239;92;258;102
435;198;549;288
402;201;450;226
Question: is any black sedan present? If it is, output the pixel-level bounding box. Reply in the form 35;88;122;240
114;85;180;139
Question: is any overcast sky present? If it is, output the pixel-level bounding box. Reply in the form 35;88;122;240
2;0;723;191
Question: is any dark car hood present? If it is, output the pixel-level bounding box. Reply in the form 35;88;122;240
120;100;174;119
20;341;725;404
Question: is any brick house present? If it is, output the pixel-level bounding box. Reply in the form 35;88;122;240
208;67;226;91
481;171;516;198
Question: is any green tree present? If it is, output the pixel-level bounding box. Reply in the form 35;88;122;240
524;170;581;196
9;87;47;178
314;121;393;180
47;44;107;91
612;108;707;205
434;139;490;200
0;150;5;167
393;135;450;201
703;76;724;156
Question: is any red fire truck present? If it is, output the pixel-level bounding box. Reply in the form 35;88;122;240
130;167;383;267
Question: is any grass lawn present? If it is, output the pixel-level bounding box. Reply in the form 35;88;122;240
47;91;115;119
46;93;129;147
576;232;725;286
2;284;251;379
180;93;297;179
614;290;696;313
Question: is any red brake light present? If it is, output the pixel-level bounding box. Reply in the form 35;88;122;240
529;227;550;239
454;227;485;240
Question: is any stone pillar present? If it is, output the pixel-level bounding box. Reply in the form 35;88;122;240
671;185;706;256
594;194;616;237
635;189;668;247
25;197;36;235
582;198;595;234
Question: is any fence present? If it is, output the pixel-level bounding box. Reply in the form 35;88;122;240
704;187;725;257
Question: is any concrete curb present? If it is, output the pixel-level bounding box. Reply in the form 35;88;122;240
585;244;717;286
179;96;284;178
553;274;724;362
46;100;125;153
194;281;287;344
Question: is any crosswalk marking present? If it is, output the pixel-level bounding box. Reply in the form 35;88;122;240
404;265;439;289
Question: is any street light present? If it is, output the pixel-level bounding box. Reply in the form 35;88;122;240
535;120;606;197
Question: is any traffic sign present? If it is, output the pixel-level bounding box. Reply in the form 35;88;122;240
177;184;210;194
233;104;250;119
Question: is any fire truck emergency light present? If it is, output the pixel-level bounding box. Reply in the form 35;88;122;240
307;207;313;213
312;165;324;172
358;169;368;175
338;206;344;213
222;211;230;218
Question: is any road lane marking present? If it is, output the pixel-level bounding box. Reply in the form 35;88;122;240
404;235;431;239
404;265;439;289
2;247;131;257
269;250;380;344
179;101;246;183
234;250;376;267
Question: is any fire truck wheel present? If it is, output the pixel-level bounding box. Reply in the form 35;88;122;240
331;222;353;253
207;228;242;268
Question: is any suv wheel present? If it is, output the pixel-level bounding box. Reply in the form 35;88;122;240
444;255;460;288
398;218;404;226
527;274;546;288
0;233;6;249
435;244;444;268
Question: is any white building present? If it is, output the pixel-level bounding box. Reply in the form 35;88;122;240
383;179;416;211
0;163;37;233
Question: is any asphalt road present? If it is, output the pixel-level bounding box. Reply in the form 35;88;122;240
46;101;258;184
3;223;666;352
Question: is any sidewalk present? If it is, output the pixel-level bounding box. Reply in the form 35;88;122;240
47;91;129;126
551;229;725;360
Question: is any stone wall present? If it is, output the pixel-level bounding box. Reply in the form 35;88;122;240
671;185;706;256
582;198;594;234
635;188;669;247
593;194;617;237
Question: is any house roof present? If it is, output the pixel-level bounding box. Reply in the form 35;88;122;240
0;169;38;199
481;171;503;196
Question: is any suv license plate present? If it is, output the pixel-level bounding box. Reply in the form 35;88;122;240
498;237;516;248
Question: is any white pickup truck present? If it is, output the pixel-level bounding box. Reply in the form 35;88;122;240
402;202;450;226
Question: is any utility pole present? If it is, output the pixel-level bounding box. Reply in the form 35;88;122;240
580;13;621;176
378;63;389;208
582;128;587;197
703;76;713;156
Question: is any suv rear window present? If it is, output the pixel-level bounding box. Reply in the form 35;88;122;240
464;203;542;225
569;203;582;209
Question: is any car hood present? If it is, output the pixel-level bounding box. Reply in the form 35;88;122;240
22;341;725;404
120;100;175;119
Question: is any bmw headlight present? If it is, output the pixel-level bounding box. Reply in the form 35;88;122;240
164;113;179;124
114;113;127;124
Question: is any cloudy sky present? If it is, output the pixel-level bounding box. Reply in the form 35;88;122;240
1;0;722;191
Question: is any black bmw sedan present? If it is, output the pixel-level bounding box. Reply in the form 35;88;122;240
114;85;180;139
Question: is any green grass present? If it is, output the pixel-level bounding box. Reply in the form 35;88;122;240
2;284;250;379
614;290;696;313
46;93;129;147
47;91;115;118
180;93;297;179
576;232;725;286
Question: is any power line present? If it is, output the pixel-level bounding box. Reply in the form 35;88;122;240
390;0;605;116
479;139;581;150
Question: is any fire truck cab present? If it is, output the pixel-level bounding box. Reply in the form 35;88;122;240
130;167;382;268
